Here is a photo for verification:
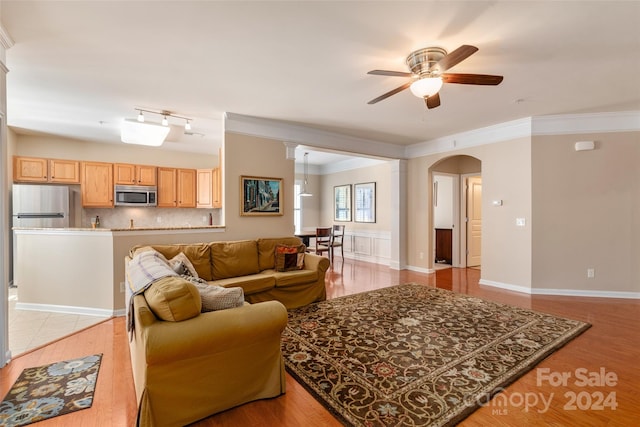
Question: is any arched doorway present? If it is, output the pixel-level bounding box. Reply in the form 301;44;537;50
429;155;482;269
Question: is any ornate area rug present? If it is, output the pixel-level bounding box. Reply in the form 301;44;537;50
0;354;102;427
282;284;590;426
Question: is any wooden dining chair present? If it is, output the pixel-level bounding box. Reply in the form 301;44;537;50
330;225;345;263
310;227;332;259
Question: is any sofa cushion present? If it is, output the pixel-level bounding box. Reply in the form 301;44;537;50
274;244;306;272
209;273;275;295
210;240;260;279
141;244;213;281
191;283;245;312
257;237;304;271
168;252;199;278
144;276;202;322
267;269;318;288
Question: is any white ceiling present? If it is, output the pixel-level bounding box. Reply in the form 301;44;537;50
2;1;639;166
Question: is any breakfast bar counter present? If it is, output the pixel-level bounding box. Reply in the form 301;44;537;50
13;226;226;316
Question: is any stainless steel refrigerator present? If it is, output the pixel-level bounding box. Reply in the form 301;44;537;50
12;184;70;228
11;184;70;286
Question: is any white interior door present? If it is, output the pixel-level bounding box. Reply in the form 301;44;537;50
466;176;482;267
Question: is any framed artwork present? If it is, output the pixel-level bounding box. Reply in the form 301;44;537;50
334;184;351;222
240;176;283;216
354;182;376;223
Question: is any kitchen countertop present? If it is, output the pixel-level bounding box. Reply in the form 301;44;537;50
13;225;225;232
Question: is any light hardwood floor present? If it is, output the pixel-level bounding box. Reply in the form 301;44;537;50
2;259;638;426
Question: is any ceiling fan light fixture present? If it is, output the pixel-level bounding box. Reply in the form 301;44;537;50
409;77;443;98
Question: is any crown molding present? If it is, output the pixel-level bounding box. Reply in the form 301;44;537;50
531;111;640;135
0;24;14;50
225;111;639;165
405;117;533;158
224;112;405;160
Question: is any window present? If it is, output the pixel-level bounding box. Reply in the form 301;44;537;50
354;182;376;223
334;185;351;221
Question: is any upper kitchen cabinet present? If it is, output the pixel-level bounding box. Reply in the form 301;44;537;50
177;168;196;208
196;168;222;209
13;156;80;184
81;161;113;207
114;163;157;186
157;167;196;208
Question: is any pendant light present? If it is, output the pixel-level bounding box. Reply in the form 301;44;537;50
300;152;312;197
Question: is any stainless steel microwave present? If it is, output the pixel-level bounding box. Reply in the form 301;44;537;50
114;185;157;207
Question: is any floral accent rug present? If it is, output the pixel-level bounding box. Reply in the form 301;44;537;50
0;354;102;427
282;284;590;426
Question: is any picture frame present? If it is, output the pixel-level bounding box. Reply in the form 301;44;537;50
334;184;351;222
354;182;376;223
240;176;283;216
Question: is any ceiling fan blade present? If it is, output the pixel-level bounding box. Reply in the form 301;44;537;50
425;92;441;109
367;82;412;104
442;73;504;85
431;45;478;72
368;69;413;77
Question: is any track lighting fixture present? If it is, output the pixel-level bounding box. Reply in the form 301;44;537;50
133;108;193;130
122;108;195;146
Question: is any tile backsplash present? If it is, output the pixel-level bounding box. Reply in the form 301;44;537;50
82;207;221;229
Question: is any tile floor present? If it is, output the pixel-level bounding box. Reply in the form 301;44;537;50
8;287;109;356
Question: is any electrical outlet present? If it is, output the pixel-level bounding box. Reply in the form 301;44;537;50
419;252;424;260
157;216;162;223
120;282;125;292
587;268;595;279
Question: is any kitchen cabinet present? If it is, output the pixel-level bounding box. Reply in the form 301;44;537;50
13;156;80;184
177;168;196;207
157;167;196;207
81;161;113;207
114;163;157;186
196;168;222;209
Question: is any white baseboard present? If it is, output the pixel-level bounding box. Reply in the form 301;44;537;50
479;279;640;299
530;288;640;299
479;279;533;294
406;265;434;274
15;302;115;317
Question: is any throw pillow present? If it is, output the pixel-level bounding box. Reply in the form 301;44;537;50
274;244;306;272
168;252;199;278
144;276;202;322
192;282;245;312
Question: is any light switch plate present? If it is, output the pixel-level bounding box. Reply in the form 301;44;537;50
516;218;526;227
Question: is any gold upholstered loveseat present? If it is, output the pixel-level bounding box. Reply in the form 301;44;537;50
125;237;330;426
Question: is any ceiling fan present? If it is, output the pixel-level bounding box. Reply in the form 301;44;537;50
367;45;503;109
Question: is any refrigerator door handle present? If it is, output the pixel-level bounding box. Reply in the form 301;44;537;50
16;213;65;219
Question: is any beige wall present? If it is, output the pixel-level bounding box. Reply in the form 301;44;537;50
223;132;295;239
408;136;533;288
12;133;218;169
532;131;640;293
319;162;392;233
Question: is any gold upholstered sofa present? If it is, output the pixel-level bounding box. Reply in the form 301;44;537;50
125;237;330;426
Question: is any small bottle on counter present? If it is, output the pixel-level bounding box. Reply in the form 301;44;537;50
130;219;134;229
95;216;100;228
209;212;213;226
